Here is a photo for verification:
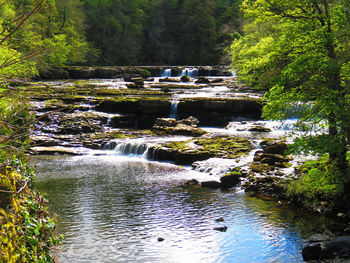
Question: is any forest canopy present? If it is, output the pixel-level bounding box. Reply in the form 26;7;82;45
0;0;243;76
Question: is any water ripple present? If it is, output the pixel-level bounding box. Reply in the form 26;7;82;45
32;155;323;263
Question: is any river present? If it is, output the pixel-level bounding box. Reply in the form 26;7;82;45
34;154;323;263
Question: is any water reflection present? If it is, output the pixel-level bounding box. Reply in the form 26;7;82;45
33;155;321;263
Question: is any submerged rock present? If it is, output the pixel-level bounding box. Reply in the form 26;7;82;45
214;226;228;232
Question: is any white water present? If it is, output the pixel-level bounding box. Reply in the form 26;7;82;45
170;99;180;119
181;68;198;77
161;68;172;77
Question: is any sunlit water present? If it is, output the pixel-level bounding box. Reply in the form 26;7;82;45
32;154;326;263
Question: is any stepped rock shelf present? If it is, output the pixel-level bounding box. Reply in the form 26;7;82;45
38;65;234;80
26;67;350;262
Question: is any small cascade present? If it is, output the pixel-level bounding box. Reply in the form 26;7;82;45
161;68;172;77
170;99;180;119
114;139;149;156
106;116;112;126
181;68;198;77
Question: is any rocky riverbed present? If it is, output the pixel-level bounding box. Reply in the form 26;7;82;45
15;65;350;262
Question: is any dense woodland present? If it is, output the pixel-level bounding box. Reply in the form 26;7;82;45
1;0;243;73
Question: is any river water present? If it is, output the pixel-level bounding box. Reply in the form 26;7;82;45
34;154;323;263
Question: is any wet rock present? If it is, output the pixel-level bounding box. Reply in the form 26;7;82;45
30;146;85;155
127;83;144;89
177;116;200;127
215;217;224;222
302;244;322;261
195;77;210;84
243;176;286;199
159;77;180;83
155;118;177;127
210;78;224;84
180;75;190;82
148;137;252;165
264;142;288;155
248;126;272;132
56;112;107;135
324;236;350;259
201;181;222;189
259;153;291;165
214;226;228;232
152;124;206;137
220;171;241;188
157;237;165;242
184;179;200;186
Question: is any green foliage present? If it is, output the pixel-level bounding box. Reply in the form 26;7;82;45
0;162;62;262
285;157;345;212
80;0;242;65
231;0;350;172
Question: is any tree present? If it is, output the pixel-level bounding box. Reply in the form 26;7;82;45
82;0;148;65
178;0;218;65
231;0;350;175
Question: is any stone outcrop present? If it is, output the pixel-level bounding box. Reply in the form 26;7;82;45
152;117;205;136
146;136;252;165
302;236;350;261
36;66;234;80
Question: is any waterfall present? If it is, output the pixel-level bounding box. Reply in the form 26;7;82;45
161;68;172;77
181;68;198;77
170;99;180;119
114;140;149;156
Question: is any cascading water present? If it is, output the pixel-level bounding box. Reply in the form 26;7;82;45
169;99;180;119
161;68;172;77
181;68;198;77
114;139;149;156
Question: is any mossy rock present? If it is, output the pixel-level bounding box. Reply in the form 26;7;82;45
148;136;252;165
220;170;241;188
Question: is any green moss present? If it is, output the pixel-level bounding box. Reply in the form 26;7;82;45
164;136;252;159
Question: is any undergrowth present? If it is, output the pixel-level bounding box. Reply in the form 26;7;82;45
285;156;347;213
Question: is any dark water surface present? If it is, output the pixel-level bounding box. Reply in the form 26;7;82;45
33;155;321;263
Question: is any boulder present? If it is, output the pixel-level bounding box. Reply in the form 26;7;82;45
324;236;350;258
220;171;241;188
302;244;322;261
154;118;177;127
180;75;190;82
259;153;291;165
177;116;199;127
248;126;272;132
195;77;210;84
264;142;288;155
